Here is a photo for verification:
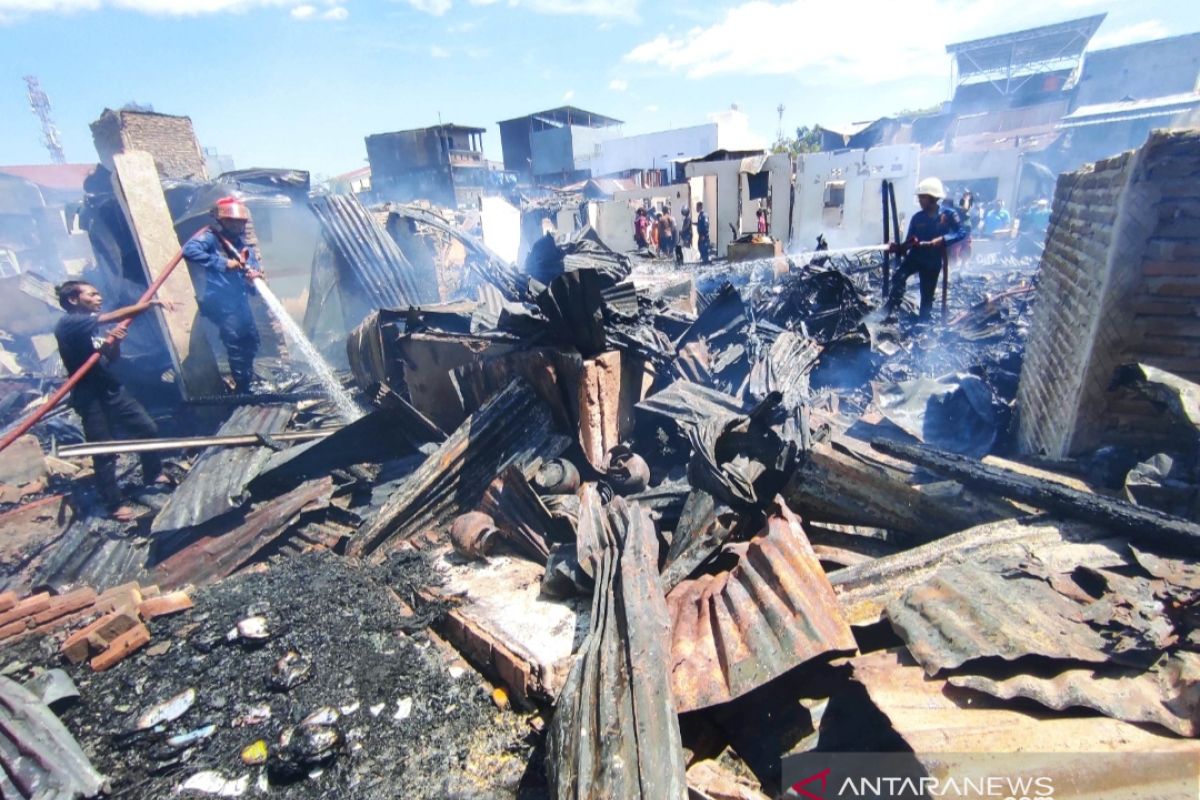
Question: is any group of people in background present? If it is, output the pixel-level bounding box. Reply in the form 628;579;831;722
633;202;712;264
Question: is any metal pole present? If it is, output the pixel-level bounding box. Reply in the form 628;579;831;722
0;238;196;456
54;427;340;458
881;180;891;299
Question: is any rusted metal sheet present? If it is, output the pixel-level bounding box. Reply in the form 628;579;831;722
0;495;72;594
851;648;1200;799
479;465;569;563
152;404;295;536
666;498;856;712
32;519;150;594
310;193;435;308
830;517;1126;626
886;564;1112;676
1130;545;1200;590
153;477;333;590
350;381;559;561
547;497;687;800
450;347;581;432
948;651;1200;737
0;675;106;800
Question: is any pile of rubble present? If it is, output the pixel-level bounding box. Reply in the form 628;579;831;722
2;219;1199;799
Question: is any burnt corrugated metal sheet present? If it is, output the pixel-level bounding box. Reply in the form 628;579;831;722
830;517;1126;626
31;519;150;594
665;499;856;712
886;564;1112;676
0;676;105;800
310;194;435;308
852;648;1200;796
948;651;1200;737
153;477;333;590
547;496;687;799
635;381;750;434
350;380;559;561
152;405;295;536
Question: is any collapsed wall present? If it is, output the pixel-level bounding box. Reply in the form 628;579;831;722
90;109;208;182
1018;128;1200;457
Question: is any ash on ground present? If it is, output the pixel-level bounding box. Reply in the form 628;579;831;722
3;551;541;799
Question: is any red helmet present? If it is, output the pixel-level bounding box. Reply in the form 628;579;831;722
215;197;250;221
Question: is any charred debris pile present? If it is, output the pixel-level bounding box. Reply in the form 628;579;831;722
3;214;1200;799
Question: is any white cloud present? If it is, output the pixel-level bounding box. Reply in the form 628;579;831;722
468;0;500;4
430;43;450;57
527;0;637;19
608;78;627;92
447;18;477;31
1091;19;1168;50
0;0;349;18
404;0;451;13
623;0;1131;84
562;89;575;102
645;104;658;112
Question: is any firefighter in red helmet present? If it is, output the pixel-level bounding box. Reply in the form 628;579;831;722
183;197;265;394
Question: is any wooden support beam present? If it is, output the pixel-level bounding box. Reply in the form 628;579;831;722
111;151;223;400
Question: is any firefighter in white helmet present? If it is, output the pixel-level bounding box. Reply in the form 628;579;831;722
183;197;265;393
886;177;965;320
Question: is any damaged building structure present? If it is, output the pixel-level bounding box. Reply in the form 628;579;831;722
3;11;1200;800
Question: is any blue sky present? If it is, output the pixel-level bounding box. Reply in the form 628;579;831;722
1;0;1198;178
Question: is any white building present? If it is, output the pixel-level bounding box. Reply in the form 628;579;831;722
577;109;767;178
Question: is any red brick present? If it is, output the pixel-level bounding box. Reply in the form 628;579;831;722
61;610;140;664
0;620;27;639
138;591;193;620
30;587;97;628
140;585;161;599
0;592;17;613
90;623;150;672
94;585;144;618
0;593;50;628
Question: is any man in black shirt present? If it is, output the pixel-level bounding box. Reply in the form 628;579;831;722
54;281;169;522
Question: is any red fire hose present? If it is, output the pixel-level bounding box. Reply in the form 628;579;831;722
0;245;189;456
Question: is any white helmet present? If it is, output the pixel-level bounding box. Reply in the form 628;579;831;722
915;177;947;200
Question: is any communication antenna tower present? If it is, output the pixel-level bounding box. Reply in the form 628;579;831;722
23;76;67;164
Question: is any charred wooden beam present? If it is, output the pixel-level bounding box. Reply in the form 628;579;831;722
784;436;1014;539
871;438;1200;552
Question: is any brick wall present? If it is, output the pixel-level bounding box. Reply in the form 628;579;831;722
90;109;208;182
1018;129;1200;457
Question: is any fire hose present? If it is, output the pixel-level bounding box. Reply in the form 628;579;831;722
0;244;190;457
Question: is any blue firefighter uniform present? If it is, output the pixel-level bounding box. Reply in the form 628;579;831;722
183;227;261;392
888;202;966;319
696;209;711;264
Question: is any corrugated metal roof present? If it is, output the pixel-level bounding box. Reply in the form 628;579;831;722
830;517;1126;627
151;404;295;536
0;676;105;799
350;381;559;561
886;563;1112;676
0;163;95;192
309;193;436;308
635;381;751;434
665;499;856;712
1059;92;1200;127
31;520;150;594
153;477;333;590
948;652;1200;737
852;648;1200;782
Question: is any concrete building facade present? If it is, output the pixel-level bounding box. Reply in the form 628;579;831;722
365;124;487;208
